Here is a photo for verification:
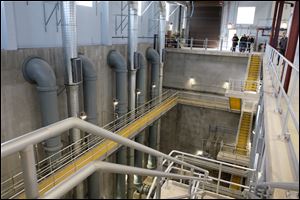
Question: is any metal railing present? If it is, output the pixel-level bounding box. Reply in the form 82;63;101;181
1;90;179;198
264;44;299;138
165;37;229;51
227;79;261;94
1;112;210;199
165;37;256;53
146;150;256;199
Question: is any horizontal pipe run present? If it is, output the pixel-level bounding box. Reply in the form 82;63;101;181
1;117;208;175
41;160;204;199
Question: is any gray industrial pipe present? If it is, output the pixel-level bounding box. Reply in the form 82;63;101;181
79;55;97;124
157;1;166;161
146;48;160;99
127;1;138;112
107;50;128;199
146;48;160;169
127;3;138;197
134;52;147;188
22;57;62;158
60;2;84;198
79;55;99;199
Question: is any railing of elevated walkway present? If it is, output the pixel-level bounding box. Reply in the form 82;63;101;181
4;84;283;199
146;150;256;199
248;44;299;199
1;99;211;199
1;90;181;198
264;44;299;138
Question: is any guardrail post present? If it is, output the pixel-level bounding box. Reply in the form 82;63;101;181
20;145;39;198
276;61;288;113
188;168;194;198
220;38;223;51
205;38;208;50
155;156;163;199
190;38;193;50
216;163;222;194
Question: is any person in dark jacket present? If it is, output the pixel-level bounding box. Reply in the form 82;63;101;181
277;32;288;64
239;34;247;52
279;32;288;55
231;34;239;52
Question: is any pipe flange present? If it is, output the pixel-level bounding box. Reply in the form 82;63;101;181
43;142;63;153
22;56;47;84
36;86;58;92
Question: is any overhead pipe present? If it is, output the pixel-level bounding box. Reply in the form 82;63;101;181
60;1;84;198
146;48;160;169
134;52;147;188
107;50;128;199
22;57;62;158
78;54;99;198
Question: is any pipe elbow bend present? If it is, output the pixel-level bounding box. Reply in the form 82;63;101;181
136;52;146;69
22;56;57;91
107;50;127;73
146;47;160;65
79;55;97;81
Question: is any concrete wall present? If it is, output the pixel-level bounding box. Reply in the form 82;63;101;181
160;104;240;157
1;43;152;198
163;49;249;95
1;1;158;49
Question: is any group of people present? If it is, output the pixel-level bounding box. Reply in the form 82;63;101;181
231;34;255;52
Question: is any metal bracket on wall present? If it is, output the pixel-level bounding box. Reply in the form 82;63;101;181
42;1;61;32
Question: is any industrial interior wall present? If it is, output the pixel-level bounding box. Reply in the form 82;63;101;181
0;43;152;198
220;1;293;46
163;50;249;95
160;104;240;158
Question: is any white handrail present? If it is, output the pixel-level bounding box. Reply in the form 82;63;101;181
146;149;255;199
264;44;299;135
1;117;208;198
41;160;204;199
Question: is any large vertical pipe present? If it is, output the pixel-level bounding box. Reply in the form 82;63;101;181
157;2;166;156
128;1;138;112
80;55;97;124
22;57;62;158
134;52;147;188
79;55;99;198
146;48;160;169
127;2;138;198
60;2;83;198
178;5;182;36
108;50;128;199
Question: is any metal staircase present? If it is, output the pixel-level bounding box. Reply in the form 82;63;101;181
244;55;261;91
236;111;252;156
